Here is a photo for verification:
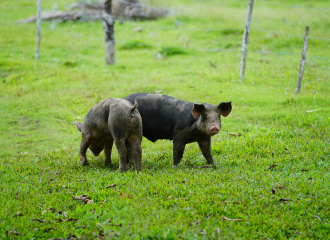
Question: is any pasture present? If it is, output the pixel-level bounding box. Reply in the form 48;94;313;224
0;0;329;238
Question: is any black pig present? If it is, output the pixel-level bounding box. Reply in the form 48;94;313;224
75;98;142;172
124;93;232;165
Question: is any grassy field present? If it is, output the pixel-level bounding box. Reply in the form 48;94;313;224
1;0;330;239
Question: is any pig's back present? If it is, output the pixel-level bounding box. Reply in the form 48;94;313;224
84;98;130;134
124;93;194;142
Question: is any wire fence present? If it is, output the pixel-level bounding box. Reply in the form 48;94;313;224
117;0;330;11
121;23;244;32
1;0;330;63
249;27;330;42
121;21;330;41
57;28;330;62
1;0;329;10
257;0;330;10
1;18;328;44
118;0;247;10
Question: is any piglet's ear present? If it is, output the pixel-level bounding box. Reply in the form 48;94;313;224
192;104;206;118
218;101;232;117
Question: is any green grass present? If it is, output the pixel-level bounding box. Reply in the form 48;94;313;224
1;0;330;238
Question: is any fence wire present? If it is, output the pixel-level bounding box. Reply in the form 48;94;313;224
1;0;329;11
249;50;330;62
123;22;243;32
250;27;330;41
257;0;330;10
307;55;330;62
0;6;35;9
118;0;247;10
122;21;330;42
120;0;330;11
0;21;23;25
248;50;301;56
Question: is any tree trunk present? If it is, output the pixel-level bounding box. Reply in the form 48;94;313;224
103;0;116;65
240;0;254;81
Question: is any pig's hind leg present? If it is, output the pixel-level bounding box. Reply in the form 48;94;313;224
125;140;134;166
79;136;90;166
114;139;127;172
128;136;142;171
104;139;114;167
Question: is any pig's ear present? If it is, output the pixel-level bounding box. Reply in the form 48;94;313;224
218;101;232;117
192;104;206;118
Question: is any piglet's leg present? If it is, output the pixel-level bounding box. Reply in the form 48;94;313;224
128;137;142;171
79;137;90;166
197;138;214;165
173;137;186;165
115;139;127;172
125;140;134;165
104;139;113;167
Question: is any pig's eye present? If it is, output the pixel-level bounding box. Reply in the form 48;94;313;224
203;114;208;119
217;114;220;119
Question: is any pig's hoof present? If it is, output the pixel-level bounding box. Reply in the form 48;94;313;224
81;160;89;166
79;156;89;166
105;162;112;167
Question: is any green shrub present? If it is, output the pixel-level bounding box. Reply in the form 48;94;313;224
158;46;187;56
119;41;153;50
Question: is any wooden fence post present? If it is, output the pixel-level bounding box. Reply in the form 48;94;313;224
103;0;116;65
35;0;41;59
295;26;310;94
240;0;254;81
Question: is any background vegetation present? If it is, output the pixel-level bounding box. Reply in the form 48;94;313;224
0;0;329;238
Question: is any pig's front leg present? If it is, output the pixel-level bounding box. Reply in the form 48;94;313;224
173;137;186;165
197;137;214;165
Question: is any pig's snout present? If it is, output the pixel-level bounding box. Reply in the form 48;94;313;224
209;126;220;135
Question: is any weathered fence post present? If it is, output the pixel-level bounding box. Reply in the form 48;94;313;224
240;0;254;81
35;0;41;59
103;0;116;65
295;26;310;94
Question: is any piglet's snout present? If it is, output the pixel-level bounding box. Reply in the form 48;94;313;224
209;126;219;135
